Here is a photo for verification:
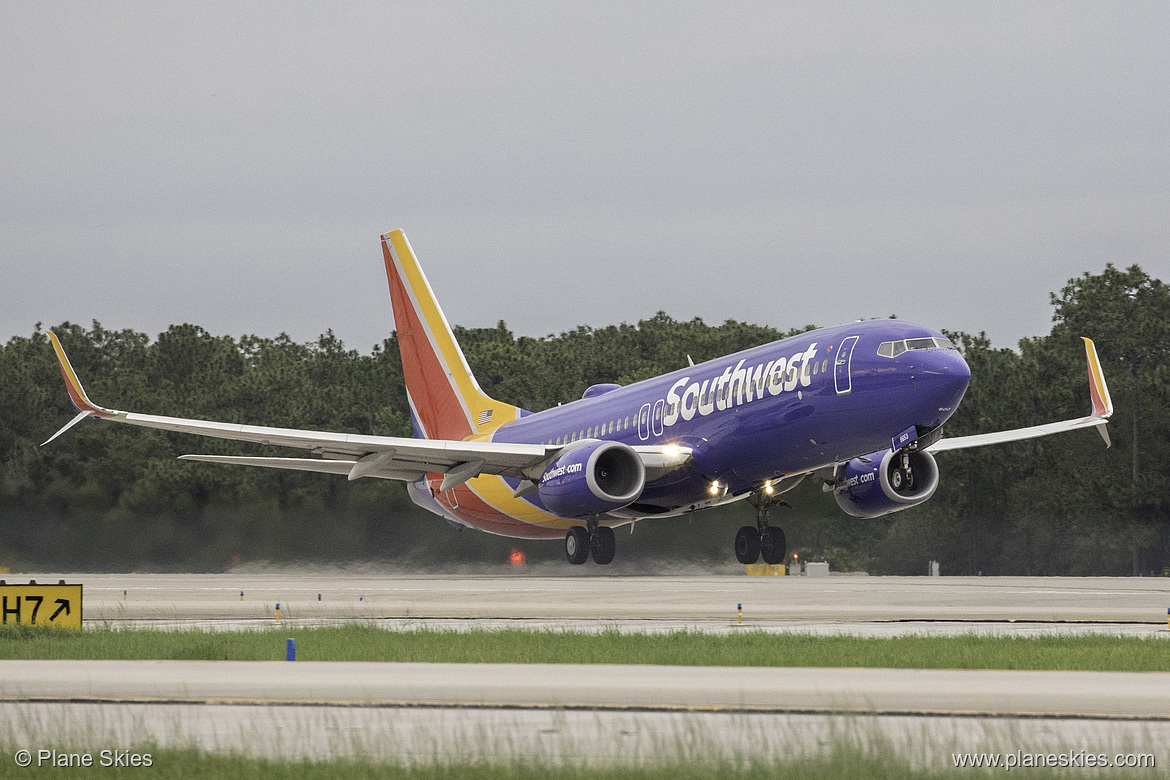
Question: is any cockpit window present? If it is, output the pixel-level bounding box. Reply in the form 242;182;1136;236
878;337;956;358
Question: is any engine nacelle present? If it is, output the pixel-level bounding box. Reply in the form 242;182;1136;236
538;441;646;517
833;448;940;519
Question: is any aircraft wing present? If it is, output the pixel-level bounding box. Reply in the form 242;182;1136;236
43;332;551;487
927;337;1113;453
44;332;693;490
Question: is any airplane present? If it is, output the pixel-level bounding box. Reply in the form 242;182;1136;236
44;229;1114;565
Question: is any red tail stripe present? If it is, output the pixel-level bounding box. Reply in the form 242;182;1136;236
383;241;473;441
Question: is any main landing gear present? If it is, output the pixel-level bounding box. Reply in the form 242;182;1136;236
565;516;616;565
735;491;787;565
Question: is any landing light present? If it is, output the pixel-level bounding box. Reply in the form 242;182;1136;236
709;481;720;496
764;480;774;495
663;445;682;457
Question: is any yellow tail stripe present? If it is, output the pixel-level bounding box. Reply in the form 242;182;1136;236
468;475;576;529
386;230;518;435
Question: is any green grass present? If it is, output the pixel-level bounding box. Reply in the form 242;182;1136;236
0;746;1153;780
0;624;1167;671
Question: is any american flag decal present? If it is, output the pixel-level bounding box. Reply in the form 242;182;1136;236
478;409;493;425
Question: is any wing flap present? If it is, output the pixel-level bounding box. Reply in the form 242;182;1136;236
110;409;548;467
179;455;425;481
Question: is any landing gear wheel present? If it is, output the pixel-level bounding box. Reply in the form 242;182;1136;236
890;468;904;491
734;526;760;564
760;526;786;565
591;526;616;565
565;526;590;565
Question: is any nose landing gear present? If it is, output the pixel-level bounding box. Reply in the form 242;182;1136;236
889;450;916;494
734;490;788;565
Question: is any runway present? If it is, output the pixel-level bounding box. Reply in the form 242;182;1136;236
4;660;1170;718
2;572;1167;767
17;571;1170;633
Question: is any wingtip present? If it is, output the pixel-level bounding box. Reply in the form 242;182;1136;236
47;331;114;418
1081;337;1113;419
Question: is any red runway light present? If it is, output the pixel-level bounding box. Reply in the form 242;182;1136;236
509;549;526;566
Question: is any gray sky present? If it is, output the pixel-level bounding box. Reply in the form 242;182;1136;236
4;3;1168;353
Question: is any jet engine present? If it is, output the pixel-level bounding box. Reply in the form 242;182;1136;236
833;447;939;519
538;441;646;517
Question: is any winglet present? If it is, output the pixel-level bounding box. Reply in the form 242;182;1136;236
1082;337;1113;418
45;332;116;423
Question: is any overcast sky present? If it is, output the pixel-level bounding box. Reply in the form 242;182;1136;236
4;3;1168;354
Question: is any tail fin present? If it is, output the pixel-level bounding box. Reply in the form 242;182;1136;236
381;229;518;441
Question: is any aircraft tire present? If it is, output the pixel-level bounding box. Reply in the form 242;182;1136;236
734;526;760;564
591;526;616;565
565;526;590;565
761;526;786;565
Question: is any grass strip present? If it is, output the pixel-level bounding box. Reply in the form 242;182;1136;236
0;625;1166;671
0;746;1149;780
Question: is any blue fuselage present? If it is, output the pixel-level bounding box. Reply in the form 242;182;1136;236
491;319;970;516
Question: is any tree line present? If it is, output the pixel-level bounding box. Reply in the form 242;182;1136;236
1;265;1167;574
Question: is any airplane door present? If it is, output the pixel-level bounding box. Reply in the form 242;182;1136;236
638;403;651;441
834;335;860;395
651;399;665;437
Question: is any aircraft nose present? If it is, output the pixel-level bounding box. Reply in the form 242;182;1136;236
920;348;970;417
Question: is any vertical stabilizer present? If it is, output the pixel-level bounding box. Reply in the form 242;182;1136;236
381;230;518;441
